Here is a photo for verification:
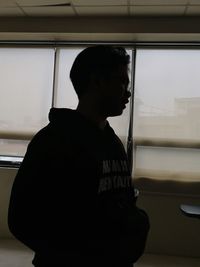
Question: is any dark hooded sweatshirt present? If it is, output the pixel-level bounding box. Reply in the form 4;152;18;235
8;108;149;267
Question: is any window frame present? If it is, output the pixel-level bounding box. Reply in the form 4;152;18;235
1;41;200;173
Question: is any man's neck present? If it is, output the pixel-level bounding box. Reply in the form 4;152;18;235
76;101;107;130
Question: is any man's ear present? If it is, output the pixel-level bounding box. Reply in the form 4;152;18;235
89;74;105;90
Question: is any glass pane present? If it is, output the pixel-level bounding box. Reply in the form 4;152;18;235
54;48;82;109
135;146;200;182
134;49;200;141
133;49;200;181
0;139;29;157
108;49;132;148
0;48;55;157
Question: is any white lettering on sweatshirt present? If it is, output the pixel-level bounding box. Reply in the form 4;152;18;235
98;160;132;193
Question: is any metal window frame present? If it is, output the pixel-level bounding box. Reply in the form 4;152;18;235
1;41;200;168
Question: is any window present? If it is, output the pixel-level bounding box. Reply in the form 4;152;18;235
108;49;132;148
3;44;200;182
133;48;200;181
53;48;81;109
0;48;55;158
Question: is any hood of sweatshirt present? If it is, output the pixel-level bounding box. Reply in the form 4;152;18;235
48;107;113;135
48;107;78;124
47;107;118;156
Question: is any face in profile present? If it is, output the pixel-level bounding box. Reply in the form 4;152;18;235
99;65;131;117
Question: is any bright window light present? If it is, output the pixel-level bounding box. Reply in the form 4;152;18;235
0;48;55;156
134;49;200;181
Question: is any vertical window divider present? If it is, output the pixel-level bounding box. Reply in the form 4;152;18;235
127;48;137;177
51;47;59;108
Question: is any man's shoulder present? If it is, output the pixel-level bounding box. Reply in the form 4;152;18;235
28;122;78;155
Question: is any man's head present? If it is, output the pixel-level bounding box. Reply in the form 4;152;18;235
70;45;131;117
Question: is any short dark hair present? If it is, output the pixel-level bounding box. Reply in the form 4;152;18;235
70;45;130;99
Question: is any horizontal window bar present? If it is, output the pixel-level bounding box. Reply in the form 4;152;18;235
0;133;33;140
0;156;23;168
134;138;200;149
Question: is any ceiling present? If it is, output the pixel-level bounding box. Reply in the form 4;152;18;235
1;0;200;17
1;0;200;42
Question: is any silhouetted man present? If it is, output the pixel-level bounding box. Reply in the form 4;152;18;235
8;45;149;267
